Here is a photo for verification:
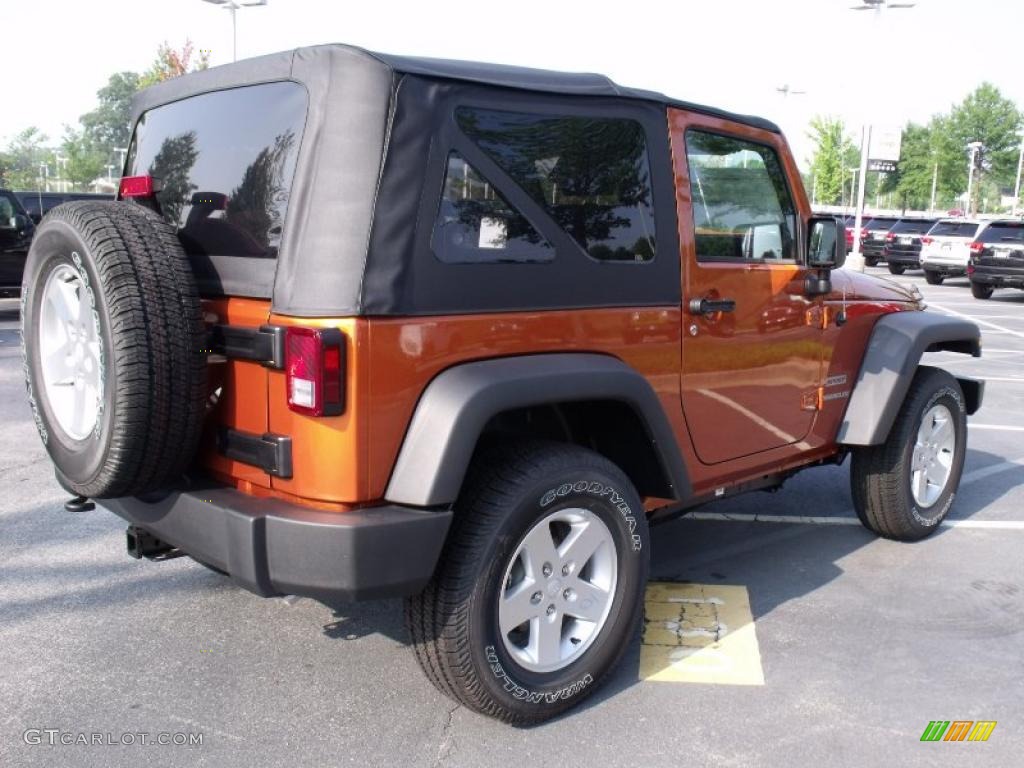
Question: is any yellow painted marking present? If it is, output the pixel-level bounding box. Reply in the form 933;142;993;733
639;582;764;685
968;721;997;742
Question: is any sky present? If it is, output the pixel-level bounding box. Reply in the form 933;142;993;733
3;0;1023;170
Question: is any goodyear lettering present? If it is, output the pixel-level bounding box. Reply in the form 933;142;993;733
485;646;592;704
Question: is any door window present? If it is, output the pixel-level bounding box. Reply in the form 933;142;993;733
685;130;796;262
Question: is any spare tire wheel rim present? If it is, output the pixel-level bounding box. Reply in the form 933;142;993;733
38;259;103;440
911;403;956;508
499;507;618;674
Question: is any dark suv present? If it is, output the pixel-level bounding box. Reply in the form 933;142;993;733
0;189;35;297
16;191;111;224
882;217;938;274
968;219;1024;298
860;216;900;266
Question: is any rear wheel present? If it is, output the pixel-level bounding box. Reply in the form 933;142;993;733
851;368;967;541
21;201;206;498
924;270;944;285
865;256;879;267
888;264;906;275
405;440;649;725
970;282;994;299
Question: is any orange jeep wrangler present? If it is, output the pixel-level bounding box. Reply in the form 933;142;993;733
21;45;983;724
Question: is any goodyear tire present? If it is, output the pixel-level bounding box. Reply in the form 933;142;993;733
850;367;967;541
405;440;649;725
21;201;206;498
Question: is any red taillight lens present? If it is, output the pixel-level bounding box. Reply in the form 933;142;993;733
967;263;976;275
886;232;896;241
920;236;933;246
860;228;868;240
118;175;156;198
845;229;853;243
285;327;346;417
969;241;984;254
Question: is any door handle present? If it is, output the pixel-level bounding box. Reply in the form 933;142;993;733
689;297;736;315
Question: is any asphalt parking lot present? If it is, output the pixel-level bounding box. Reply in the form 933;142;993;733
1;269;1022;768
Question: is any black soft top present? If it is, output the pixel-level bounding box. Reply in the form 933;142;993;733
131;43;779;134
128;45;776;317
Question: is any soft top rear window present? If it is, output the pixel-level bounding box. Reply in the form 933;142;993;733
980;223;1024;243
929;221;980;237
890;219;935;234
126;81;307;263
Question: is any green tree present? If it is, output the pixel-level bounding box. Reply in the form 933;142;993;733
80;72;140;157
140;40;210;88
944;84;1022;213
61;127;106;189
880;122;935;211
806;116;858;206
1;128;50;190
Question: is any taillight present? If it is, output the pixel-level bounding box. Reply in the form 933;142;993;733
920;236;933;246
886;232;896;241
967;263;976;275
969;241;984;254
845;229;854;243
285;327;346;417
118;175;156;199
860;228;868;240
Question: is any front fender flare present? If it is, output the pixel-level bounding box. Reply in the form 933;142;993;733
837;310;983;446
384;354;691;507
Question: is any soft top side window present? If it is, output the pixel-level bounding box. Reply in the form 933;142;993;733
685;129;796;263
431;153;553;264
455;108;657;263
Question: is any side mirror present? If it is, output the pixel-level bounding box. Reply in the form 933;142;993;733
29;212;42;224
14;213;30;230
807;216;846;270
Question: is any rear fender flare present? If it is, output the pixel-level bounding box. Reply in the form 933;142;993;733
384;354;691;507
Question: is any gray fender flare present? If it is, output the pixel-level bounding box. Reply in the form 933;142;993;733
384;353;691;507
837;310;984;446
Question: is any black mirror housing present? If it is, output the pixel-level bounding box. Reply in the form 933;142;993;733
807;216;846;270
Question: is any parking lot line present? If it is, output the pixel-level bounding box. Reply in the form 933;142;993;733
686;512;1024;530
928;302;1024;340
969;424;1024;431
640;582;764;685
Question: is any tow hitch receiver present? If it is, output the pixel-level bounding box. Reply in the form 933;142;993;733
126;526;183;561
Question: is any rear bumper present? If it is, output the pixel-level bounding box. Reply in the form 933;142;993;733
885;251;921;267
971;264;1024;288
98;479;452;603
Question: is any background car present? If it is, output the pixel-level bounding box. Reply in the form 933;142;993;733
0;189;35;297
883;217;938;274
860;216;901;266
15;191;112;224
919;218;987;284
967;218;1024;298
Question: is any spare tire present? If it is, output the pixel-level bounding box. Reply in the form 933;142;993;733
21;201;207;498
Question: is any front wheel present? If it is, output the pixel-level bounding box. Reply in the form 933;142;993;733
924;270;944;285
851;367;967;541
405;440;650;725
971;282;994;299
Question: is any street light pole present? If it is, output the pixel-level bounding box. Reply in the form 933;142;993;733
1013;130;1024;217
965;141;982;217
846;0;915;271
929;161;938;213
201;0;267;63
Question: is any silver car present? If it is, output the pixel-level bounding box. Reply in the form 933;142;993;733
919;219;987;284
